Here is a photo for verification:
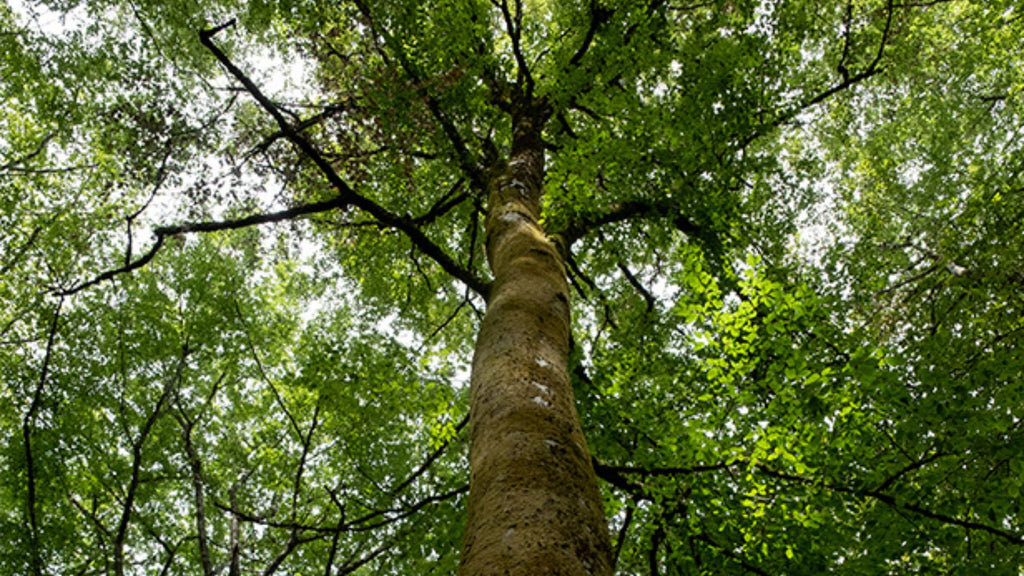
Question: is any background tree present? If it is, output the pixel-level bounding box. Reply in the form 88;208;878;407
2;0;1023;574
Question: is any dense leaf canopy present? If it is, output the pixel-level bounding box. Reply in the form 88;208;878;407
2;0;1023;574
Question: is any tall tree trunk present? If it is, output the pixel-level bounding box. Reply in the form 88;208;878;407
458;103;613;576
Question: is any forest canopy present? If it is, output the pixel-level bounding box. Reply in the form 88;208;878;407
2;0;1023;574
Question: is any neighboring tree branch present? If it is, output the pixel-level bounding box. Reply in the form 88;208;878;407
290;401;322;530
229;470;254;576
611;501;634;567
234;299;304;440
388;414;469;497
173;371;228;576
113;342;187;576
0;225;43;277
0;133;54;172
595;458;1024;546
22;296;63;576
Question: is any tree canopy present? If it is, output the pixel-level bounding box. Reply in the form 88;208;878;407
2;0;1023;574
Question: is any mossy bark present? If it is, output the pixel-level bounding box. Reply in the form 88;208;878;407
458;106;613;576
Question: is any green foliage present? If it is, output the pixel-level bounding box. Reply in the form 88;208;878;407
2;0;1023;574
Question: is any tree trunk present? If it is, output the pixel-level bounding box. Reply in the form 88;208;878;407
458;103;613;576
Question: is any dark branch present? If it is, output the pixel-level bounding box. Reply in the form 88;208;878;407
60;23;490;299
555;197;712;251
874;451;951;493
113;342;185;576
755;465;1024;546
0;133;55;172
494;0;534;98
569;1;614;67
596;458;1024;546
352;1;490;190
556;200;653;247
389;415;468;497
245;104;348;159
22;296;63;576
58;195;349;295
617;261;655;314
738;2;894;151
412;178;470;226
200;22;489;297
692;533;772;576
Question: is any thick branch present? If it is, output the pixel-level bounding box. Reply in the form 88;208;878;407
568;0;614;67
555;198;709;249
200;22;488;297
60;23;490;299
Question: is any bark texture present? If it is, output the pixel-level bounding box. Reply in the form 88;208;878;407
458;107;613;576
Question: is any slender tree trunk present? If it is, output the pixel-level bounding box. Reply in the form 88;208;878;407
458;103;613;576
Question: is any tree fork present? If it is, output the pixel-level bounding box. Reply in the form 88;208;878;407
459;103;613;576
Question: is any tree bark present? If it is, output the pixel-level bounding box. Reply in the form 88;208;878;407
458;103;613;576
